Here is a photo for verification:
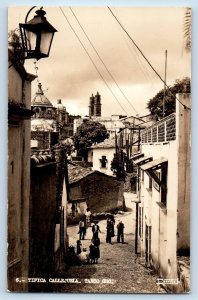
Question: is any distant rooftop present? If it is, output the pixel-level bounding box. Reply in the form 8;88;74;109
68;164;94;184
68;163;117;184
90;138;115;149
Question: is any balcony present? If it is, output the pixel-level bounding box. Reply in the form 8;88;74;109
141;113;176;144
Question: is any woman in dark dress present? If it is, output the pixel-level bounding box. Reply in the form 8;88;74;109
93;237;100;263
76;240;82;255
89;242;95;264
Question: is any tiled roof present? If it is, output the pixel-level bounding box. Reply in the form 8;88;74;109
68;164;94;184
31;152;55;166
91;138;115;149
68;163;118;184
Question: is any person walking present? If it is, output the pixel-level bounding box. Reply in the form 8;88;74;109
78;218;86;240
106;218;114;244
117;220;125;243
85;208;92;227
92;221;101;240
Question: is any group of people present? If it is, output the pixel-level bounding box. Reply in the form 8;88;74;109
76;214;125;264
106;216;125;244
77;220;101;264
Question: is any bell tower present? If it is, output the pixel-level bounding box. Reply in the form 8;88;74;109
89;94;94;117
94;92;101;117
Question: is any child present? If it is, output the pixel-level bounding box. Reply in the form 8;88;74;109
79;247;89;264
89;242;95;264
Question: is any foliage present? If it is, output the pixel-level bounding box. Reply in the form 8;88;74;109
53;138;74;156
147;77;191;120
8;29;24;64
111;152;127;181
184;8;191;52
73;119;109;158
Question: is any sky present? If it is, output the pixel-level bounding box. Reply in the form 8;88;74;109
8;6;191;118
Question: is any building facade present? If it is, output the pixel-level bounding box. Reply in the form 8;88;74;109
68;163;124;214
132;93;190;289
31;84;62;149
87;138;116;176
8;48;36;291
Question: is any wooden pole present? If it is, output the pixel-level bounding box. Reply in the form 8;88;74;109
163;50;167;118
135;202;139;254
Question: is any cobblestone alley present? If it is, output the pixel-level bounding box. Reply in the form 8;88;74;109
55;193;166;293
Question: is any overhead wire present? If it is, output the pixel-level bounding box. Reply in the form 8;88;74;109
107;6;191;111
113;7;155;86
59;6;128;115
69;6;139;116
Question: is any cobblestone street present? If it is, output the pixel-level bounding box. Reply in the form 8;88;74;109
55;193;166;293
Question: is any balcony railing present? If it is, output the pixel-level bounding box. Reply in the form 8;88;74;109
141;113;176;144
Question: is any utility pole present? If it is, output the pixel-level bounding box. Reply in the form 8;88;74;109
163;50;167;118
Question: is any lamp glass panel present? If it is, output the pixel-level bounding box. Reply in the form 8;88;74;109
25;29;37;51
40;31;54;55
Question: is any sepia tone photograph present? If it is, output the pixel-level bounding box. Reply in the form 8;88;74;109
8;5;191;293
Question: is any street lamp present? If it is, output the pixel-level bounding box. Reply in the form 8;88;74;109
19;6;57;60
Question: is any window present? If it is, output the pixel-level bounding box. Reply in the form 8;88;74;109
153;171;160;191
100;156;107;168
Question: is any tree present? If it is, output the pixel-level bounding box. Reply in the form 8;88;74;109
73;119;109;159
111;151;127;181
184;8;191;52
147;77;191;120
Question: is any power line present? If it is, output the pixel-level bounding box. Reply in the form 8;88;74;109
107;6;191;111
69;6;139;116
59;6;128;115
113;7;155;86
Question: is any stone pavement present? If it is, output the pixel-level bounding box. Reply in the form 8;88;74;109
54;193;166;293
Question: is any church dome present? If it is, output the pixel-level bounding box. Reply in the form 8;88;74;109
32;83;53;107
54;99;66;112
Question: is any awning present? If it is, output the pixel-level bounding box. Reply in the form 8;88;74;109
131;153;144;161
134;156;153;166
140;157;168;189
140;157;168;171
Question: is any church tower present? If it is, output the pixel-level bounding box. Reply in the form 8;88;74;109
89;94;94;117
94;92;101;117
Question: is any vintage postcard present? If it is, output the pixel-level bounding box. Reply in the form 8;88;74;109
8;5;191;293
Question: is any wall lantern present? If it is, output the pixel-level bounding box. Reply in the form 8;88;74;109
19;6;57;61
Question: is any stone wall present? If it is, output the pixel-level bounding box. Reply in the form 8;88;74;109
70;172;124;213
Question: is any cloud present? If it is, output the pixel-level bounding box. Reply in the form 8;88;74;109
9;6;191;117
